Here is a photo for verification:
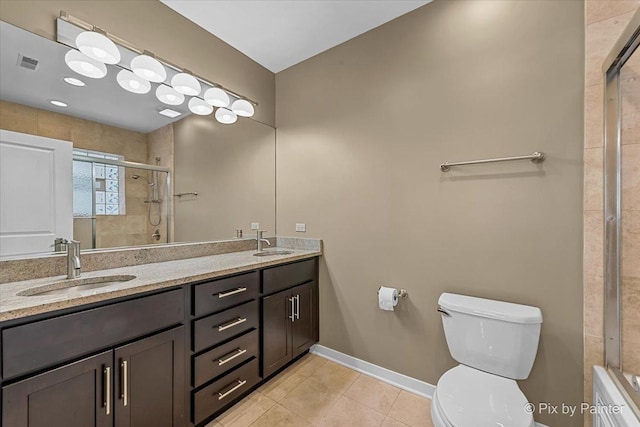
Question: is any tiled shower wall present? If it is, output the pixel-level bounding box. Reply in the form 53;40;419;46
583;1;639;425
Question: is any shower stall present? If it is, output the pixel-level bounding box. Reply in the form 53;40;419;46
600;7;640;420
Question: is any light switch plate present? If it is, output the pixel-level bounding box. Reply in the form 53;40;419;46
295;223;306;232
251;222;259;230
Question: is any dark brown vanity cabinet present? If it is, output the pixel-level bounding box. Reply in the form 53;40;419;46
262;258;318;378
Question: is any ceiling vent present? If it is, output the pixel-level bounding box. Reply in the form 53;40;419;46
17;54;39;71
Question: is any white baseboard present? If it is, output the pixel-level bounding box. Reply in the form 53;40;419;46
309;344;436;399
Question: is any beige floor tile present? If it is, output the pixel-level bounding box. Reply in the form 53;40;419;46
259;368;307;402
289;353;329;377
317;395;386;427
382;417;411;427
344;374;401;415
205;422;223;427
215;392;276;427
279;377;341;424
308;360;360;394
387;391;433;427
586;0;640;25
250;403;311;427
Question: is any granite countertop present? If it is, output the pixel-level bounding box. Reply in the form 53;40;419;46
0;248;320;321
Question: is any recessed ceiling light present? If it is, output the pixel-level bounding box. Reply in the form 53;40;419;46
64;77;85;87
159;109;181;118
50;100;68;107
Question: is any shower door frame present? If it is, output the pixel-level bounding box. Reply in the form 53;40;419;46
602;8;640;409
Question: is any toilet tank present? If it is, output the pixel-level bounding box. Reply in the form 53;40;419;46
438;293;543;380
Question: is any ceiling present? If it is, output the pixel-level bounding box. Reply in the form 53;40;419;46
161;0;431;73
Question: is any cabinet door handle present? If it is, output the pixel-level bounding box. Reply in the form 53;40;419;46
120;360;128;407
217;379;247;400
217;348;247;366
288;297;295;322
295;295;300;320
217;317;247;331
217;287;247;298
103;366;111;415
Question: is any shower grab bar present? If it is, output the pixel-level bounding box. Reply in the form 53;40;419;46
173;192;198;198
440;151;545;172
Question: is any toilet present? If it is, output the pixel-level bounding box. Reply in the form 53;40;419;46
432;293;543;427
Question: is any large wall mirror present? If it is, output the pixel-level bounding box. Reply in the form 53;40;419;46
0;20;275;258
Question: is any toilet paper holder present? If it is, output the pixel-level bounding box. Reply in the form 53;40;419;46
377;286;409;299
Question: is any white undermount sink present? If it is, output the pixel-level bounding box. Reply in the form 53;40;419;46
18;275;137;297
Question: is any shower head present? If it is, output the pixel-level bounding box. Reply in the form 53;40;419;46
131;175;155;186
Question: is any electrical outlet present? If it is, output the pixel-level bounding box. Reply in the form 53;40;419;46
251;222;259;230
295;223;306;232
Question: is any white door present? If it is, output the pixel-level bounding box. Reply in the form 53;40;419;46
0;129;73;257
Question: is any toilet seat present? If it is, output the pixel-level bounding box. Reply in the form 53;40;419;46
433;365;535;427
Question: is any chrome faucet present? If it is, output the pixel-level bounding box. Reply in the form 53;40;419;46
65;239;81;279
256;230;271;252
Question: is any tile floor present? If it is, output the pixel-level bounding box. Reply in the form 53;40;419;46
206;353;434;427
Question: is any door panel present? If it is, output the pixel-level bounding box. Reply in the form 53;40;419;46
292;282;316;358
0;129;73;256
262;288;292;378
114;327;185;427
2;351;112;427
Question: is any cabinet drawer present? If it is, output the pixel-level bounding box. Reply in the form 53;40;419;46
2;288;184;380
193;272;259;316
262;258;316;295
193;329;258;388
193;358;260;425
193;300;258;352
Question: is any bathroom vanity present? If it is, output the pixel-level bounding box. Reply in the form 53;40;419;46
0;247;320;427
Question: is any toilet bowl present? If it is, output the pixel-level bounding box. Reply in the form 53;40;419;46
432;293;543;427
431;365;534;427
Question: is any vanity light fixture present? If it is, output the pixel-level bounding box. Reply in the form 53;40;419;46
50;100;68;107
131;54;166;83
158;108;182;118
171;72;201;96
64;49;107;79
63;77;85;87
156;85;185;105
188;97;213;115
231;99;255;118
215;107;237;124
116;69;151;94
204;87;230;108
75;30;121;64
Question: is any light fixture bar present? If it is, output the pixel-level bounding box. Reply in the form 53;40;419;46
58;10;259;107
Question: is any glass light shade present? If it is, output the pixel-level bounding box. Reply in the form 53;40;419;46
188;97;213;115
117;70;151;94
231;99;255;117
64;50;107;79
156;85;185;105
75;31;121;64
131;54;166;83
204;87;230;107
171;73;201;96
215;107;237;124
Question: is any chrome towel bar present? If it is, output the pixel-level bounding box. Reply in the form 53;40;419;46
440;151;545;172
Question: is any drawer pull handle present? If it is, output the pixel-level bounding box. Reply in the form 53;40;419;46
288;297;295;322
217;317;247;331
217;379;247;400
217;287;247;298
103;366;111;415
217;348;247;366
120;360;128;407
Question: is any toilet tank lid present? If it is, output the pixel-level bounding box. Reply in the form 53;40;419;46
438;293;543;324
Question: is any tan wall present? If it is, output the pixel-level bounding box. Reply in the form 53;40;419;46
583;2;640;425
0;99;151;249
0;0;275;127
276;1;584;426
173;116;275;242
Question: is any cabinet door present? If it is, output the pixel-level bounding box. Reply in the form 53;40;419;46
262;288;293;378
291;282;317;358
2;351;112;427
114;327;185;427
